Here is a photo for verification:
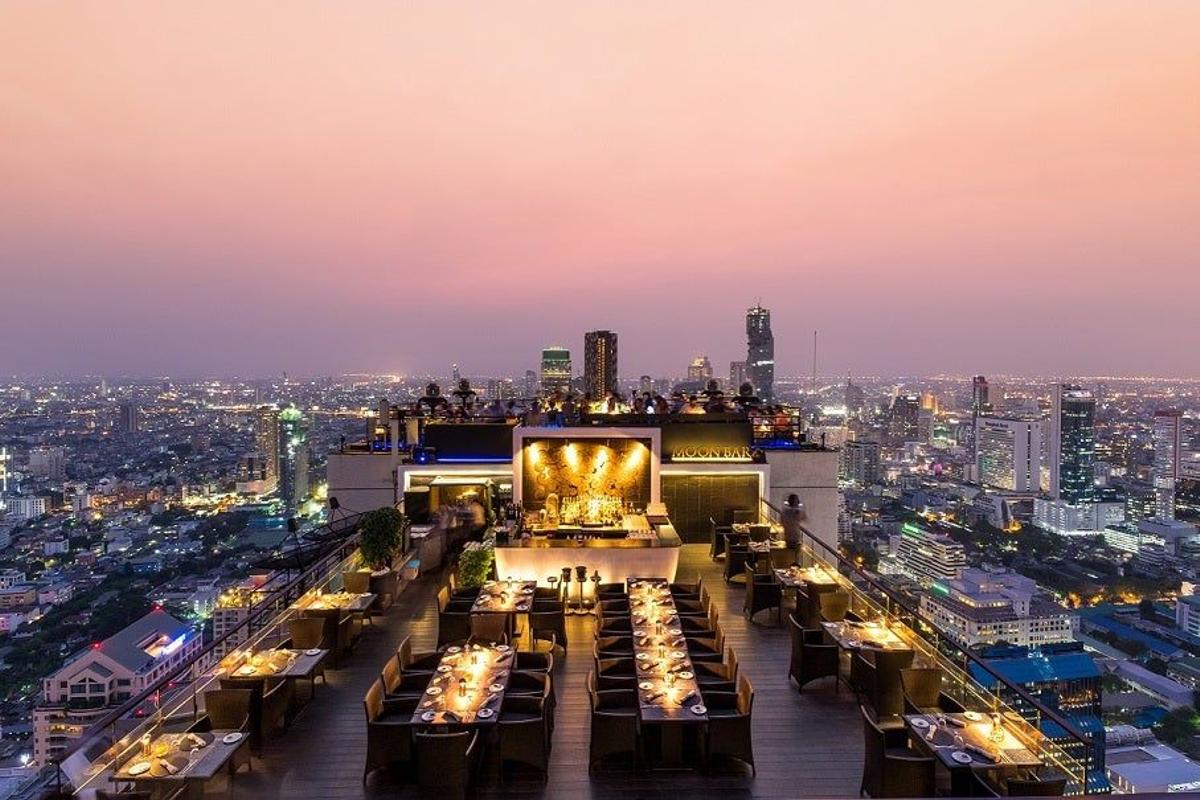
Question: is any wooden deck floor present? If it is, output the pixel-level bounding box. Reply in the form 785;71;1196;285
227;544;864;799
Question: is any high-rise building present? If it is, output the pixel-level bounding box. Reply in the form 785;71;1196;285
1153;409;1183;520
28;446;66;481
539;346;572;395
976;417;1043;493
583;330;618;398
521;370;539;398
729;361;748;391
255;405;281;486
842;439;881;486
888;394;921;445
844;379;865;415
745;304;774;401
892;522;967;585
278;406;309;510
1048;384;1096;503
921;569;1076;647
686;355;713;383
118;401;139;433
972;375;992;415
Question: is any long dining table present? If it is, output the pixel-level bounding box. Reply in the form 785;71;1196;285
412;642;515;726
905;710;1044;796
627;578;707;766
113;729;248;795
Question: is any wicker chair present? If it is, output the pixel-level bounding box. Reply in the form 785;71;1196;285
596;582;626;598
381;656;429;701
723;544;750;584
396;635;441;674
695;647;739;693
670;575;701;598
790;614;839;692
499;694;549;781
594;657;638;689
259;678;292;747
597;616;633;637
686;627;726;664
597;598;631;617
437;611;471;648
872;648;915;719
343;570;370;594
900;667;965;715
529;607;567;653
363;679;419;784
850;651;877;706
743;566;783;624
288;616;325;651
200;689;253;774
335;613;360;664
516;650;553;673
588;685;641;772
859;704;934;798
709;517;730;561
818;589;851;623
594;636;633;660
469;613;509;645
703;673;755;774
414;729;479;800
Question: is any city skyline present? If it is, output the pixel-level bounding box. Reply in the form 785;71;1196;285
2;2;1199;378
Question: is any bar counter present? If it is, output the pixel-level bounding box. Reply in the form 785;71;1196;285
493;515;681;585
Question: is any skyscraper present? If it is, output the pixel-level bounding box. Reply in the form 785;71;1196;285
254;405;281;487
745;303;774;401
1153;409;1183;520
686;355;713;383
976;416;1043;493
278;406;309;510
118;401;139;433
539;346;572;395
888;393;921;445
583;330;618;398
729;361;748;391
972;375;992;415
1048;384;1096;503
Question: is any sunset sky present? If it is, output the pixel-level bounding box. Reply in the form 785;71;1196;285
2;2;1198;378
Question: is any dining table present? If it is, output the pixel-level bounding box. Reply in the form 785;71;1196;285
113;729;248;795
216;647;329;700
628;577;707;766
822;619;911;651
296;590;376;613
471;580;537;614
412;642;515;726
905;711;1044;796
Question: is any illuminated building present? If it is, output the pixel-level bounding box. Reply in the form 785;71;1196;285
729;360;748;392
117;401;139;433
32;609;199;766
1153;409;1183;520
254;404;281;488
976;416;1043;492
539;346;572;395
972;375;992;415
888;393;921;445
28;446;66;480
921;568;1076;648
278;406;310;511
841;439;881;486
583;330;618;398
892;523;966;585
1049;384;1096;503
686;355;713;383
745;304;774;401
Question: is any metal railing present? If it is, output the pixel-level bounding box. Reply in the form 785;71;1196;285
758;498;1104;795
15;511;382;800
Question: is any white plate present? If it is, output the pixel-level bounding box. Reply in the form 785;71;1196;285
437;665;452;673
422;711;437;722
447;646;461;654
635;652;649;661
951;750;973;765
962;711;983;722
489;683;505;693
426;686;442;696
496;644;511;653
911;718;929;729
691;704;707;715
127;761;151;776
671;651;686;660
677;671;694;680
304;648;322;657
477;707;495;719
222;732;243;745
669;628;682;636
638;681;654;690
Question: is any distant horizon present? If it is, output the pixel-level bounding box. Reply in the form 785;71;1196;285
2;2;1198;378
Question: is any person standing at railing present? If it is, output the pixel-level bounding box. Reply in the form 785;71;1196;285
781;494;806;563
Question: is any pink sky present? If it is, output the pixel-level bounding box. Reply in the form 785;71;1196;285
2;1;1198;378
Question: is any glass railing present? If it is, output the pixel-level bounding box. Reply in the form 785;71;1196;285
12;511;389;800
758;498;1103;795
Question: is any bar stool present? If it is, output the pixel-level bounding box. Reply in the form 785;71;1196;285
547;573;560;599
571;565;588;615
560;567;573;605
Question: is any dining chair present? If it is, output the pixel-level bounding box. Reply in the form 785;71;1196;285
381;656;429;701
850;651;877;707
414;729;479;800
900;667;965;715
258;678;292;747
686;627;726;663
200;688;254;774
709;517;730;561
748;523;771;543
499;695;549;781
818;589;851;623
596;582;627;598
363;679;418;784
695;646;739;693
437;611;471;649
793;619;839;692
516;650;553;673
343;570;370;594
703;673;755;774
872;648;916;719
859;703;934;798
396;635;441;674
529;608;567;653
287;616;325;654
469;613;509;645
594;636;633;660
723;544;750;584
732;509;756;525
743;565;783;624
588;685;641;772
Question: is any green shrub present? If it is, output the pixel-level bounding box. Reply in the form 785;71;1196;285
359;507;406;571
458;539;495;588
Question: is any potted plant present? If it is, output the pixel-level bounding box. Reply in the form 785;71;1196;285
457;537;495;589
357;507;406;608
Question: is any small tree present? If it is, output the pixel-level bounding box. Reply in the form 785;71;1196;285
358;507;406;571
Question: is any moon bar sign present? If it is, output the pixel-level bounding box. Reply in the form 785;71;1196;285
670;444;752;462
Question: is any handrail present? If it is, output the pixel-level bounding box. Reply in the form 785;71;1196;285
760;498;1100;791
16;509;381;799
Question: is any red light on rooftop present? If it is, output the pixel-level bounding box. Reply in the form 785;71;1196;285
91;642;101;649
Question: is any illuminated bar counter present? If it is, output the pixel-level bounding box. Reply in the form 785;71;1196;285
493;514;682;586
